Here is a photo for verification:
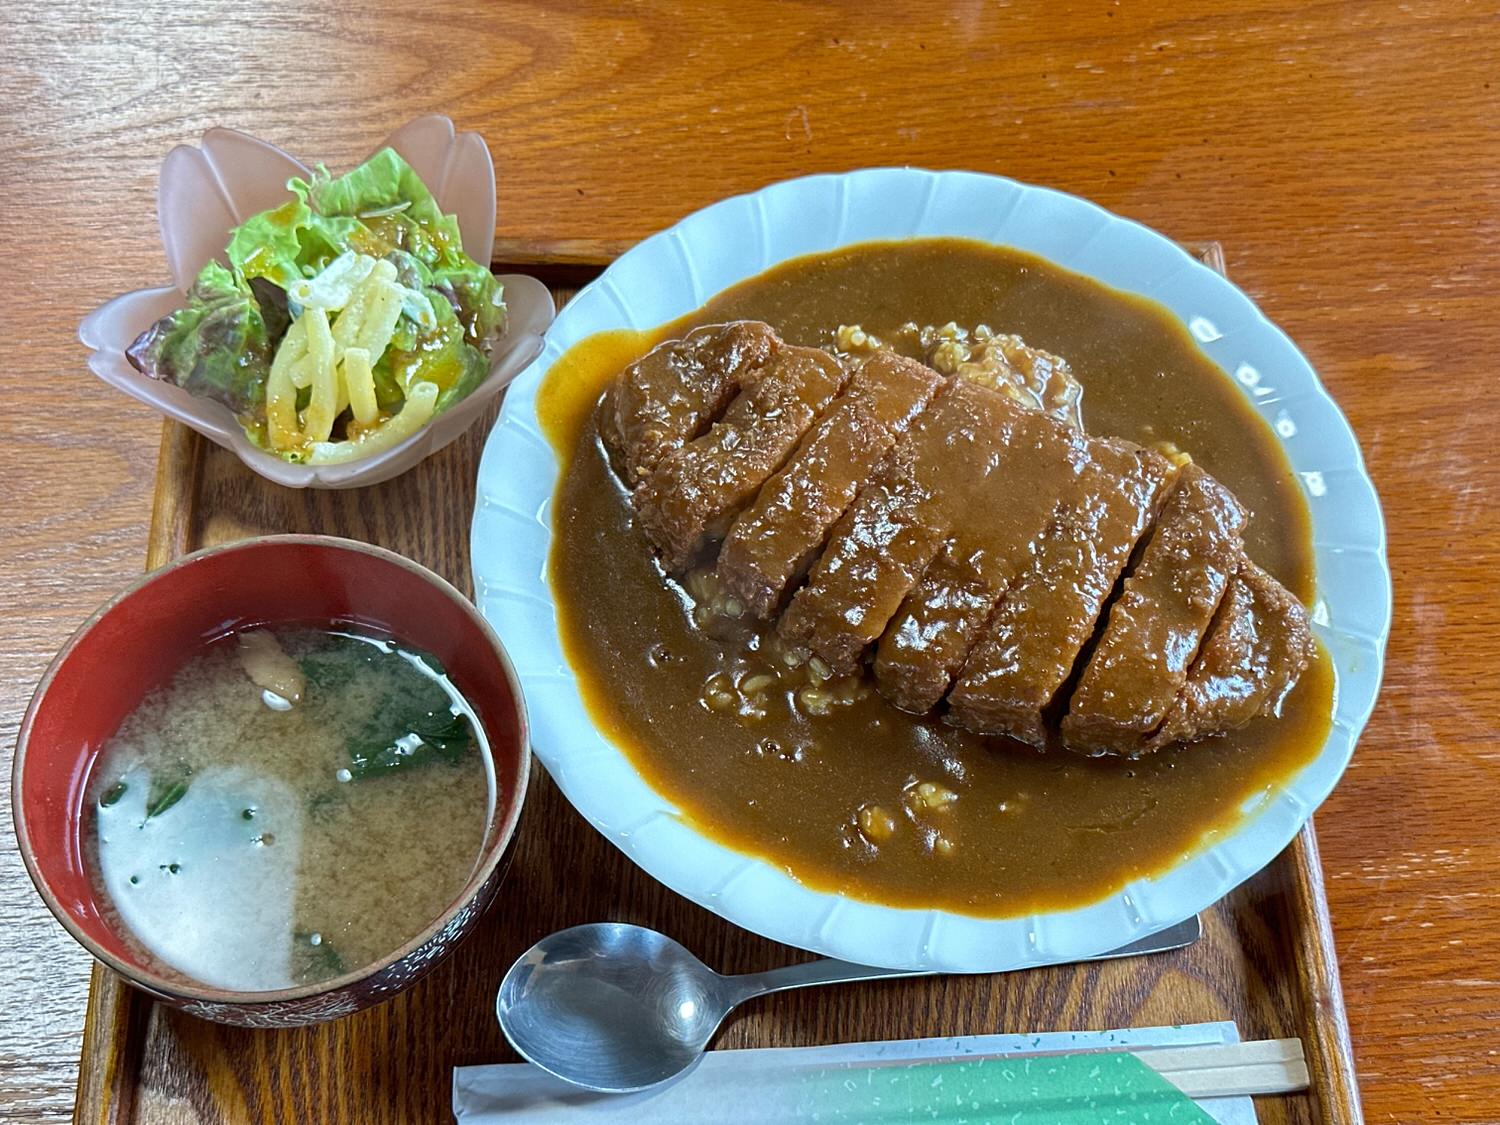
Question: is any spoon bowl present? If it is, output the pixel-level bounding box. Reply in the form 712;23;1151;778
497;923;736;1092
495;916;1202;1094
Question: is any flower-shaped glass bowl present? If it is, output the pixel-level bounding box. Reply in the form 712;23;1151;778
79;116;555;489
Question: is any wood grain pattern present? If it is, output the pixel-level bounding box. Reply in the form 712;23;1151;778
1;2;1495;1121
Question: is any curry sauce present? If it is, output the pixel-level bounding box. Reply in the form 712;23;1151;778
543;238;1333;917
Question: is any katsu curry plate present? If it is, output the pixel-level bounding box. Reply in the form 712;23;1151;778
472;169;1389;971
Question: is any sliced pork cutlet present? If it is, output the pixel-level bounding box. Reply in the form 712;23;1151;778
634;345;848;572
873;410;1100;715
1145;562;1314;750
716;352;944;618
600;320;780;488
945;441;1175;744
1060;464;1248;755
778;379;1024;674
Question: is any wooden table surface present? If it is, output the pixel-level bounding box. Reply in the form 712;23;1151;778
2;2;1495;1121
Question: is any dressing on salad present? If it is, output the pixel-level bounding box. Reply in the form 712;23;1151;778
128;149;506;464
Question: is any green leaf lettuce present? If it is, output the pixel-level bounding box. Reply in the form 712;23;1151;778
127;148;505;449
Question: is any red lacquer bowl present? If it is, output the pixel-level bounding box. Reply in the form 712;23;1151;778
13;535;529;1027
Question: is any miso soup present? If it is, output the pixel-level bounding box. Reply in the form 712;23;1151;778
84;626;493;992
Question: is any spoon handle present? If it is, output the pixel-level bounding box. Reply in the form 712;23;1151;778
728;957;929;1002
723;915;1203;1005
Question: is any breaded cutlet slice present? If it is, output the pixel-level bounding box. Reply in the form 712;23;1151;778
1060;464;1247;755
717;351;943;617
600;320;779;488
634;344;847;571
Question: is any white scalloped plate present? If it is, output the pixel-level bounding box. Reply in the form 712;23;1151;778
472;169;1390;972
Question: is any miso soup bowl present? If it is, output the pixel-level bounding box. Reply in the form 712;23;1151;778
13;535;530;1027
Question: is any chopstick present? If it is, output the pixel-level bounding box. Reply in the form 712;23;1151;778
853;1036;1309;1099
1133;1038;1309;1098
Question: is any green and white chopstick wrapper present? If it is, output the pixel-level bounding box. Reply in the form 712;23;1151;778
454;1023;1255;1123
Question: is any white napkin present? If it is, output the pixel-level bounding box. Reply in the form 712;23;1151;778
453;1021;1257;1123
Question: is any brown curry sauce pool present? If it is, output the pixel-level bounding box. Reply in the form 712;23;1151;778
542;238;1334;917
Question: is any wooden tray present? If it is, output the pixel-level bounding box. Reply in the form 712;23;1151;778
74;240;1363;1125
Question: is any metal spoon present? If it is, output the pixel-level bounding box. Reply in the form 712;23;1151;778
496;915;1202;1093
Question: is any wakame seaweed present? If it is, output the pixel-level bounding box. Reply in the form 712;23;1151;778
346;700;475;780
292;931;345;981
145;771;191;819
296;634;476;780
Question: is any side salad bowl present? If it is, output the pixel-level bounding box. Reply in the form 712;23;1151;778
79;116;555;489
